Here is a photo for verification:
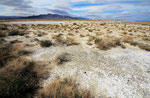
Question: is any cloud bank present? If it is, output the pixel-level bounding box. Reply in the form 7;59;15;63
0;0;150;21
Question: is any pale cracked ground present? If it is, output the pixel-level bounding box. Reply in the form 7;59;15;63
1;20;150;98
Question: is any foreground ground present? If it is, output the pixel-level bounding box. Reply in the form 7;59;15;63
0;20;150;98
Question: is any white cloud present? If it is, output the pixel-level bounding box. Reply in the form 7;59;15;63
0;0;150;21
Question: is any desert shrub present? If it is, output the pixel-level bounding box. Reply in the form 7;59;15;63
37;32;46;37
73;23;77;25
18;50;32;56
65;37;79;46
95;32;102;36
0;44;13;67
40;40;52;47
0;31;6;37
38;78;93;98
143;37;150;42
8;30;24;36
128;29;132;32
10;40;22;44
34;38;39;42
122;36;141;47
54;35;79;46
100;23;106;26
114;39;122;46
94;38;102;44
138;44;150;51
80;34;85;37
95;37;122;50
122;36;134;44
0;39;6;44
122;32;127;35
37;33;42;37
87;42;93;45
0;24;8;30
88;36;96;42
130;41;139;46
56;53;71;65
0;61;39;98
0;41;41;98
88;29;93;32
68;33;74;36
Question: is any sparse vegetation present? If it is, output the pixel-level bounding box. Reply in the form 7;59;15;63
40;40;52;47
0;24;8;30
0;31;6;37
95;37;122;50
38;78;93;98
138;44;150;51
18;50;32;56
8;30;24;36
0;20;150;98
0;43;13;67
0;41;40;98
80;34;85;37
56;53;71;65
0;61;39;98
54;35;79;46
37;32;46;37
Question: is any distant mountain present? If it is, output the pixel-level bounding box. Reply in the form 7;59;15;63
0;13;89;20
0;16;20;19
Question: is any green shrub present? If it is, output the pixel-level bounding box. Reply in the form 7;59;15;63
94;38;102;44
8;30;24;36
40;40;52;47
0;61;39;98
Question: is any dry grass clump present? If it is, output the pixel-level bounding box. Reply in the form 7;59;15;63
37;32;46;37
40;40;52;47
122;36;140;46
122;36;150;51
0;61;39;98
80;34;85;37
122;36;134;44
0;31;7;37
0;43;15;67
18;50;32;56
142;36;150;42
88;35;96;42
8;30;25;36
0;41;40;98
122;32;127;35
0;24;8;30
53;34;79;46
55;53;71;65
138;44;150;51
73;23;77;25
38;78;93;98
68;32;74;36
88;29;93;32
95;37;123;50
0;25;8;37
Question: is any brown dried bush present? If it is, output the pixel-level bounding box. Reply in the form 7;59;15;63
38;78;93;98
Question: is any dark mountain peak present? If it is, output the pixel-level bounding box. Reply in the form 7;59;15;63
0;13;89;20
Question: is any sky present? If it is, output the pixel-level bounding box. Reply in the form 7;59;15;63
0;0;150;21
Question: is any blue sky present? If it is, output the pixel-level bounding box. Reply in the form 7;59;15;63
0;0;150;21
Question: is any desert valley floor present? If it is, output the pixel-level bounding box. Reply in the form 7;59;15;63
0;20;150;98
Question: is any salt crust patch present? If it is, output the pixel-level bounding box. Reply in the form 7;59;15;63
31;46;150;98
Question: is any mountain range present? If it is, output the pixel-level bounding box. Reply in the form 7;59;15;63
0;13;88;20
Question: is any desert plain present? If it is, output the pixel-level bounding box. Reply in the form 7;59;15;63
0;20;150;98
